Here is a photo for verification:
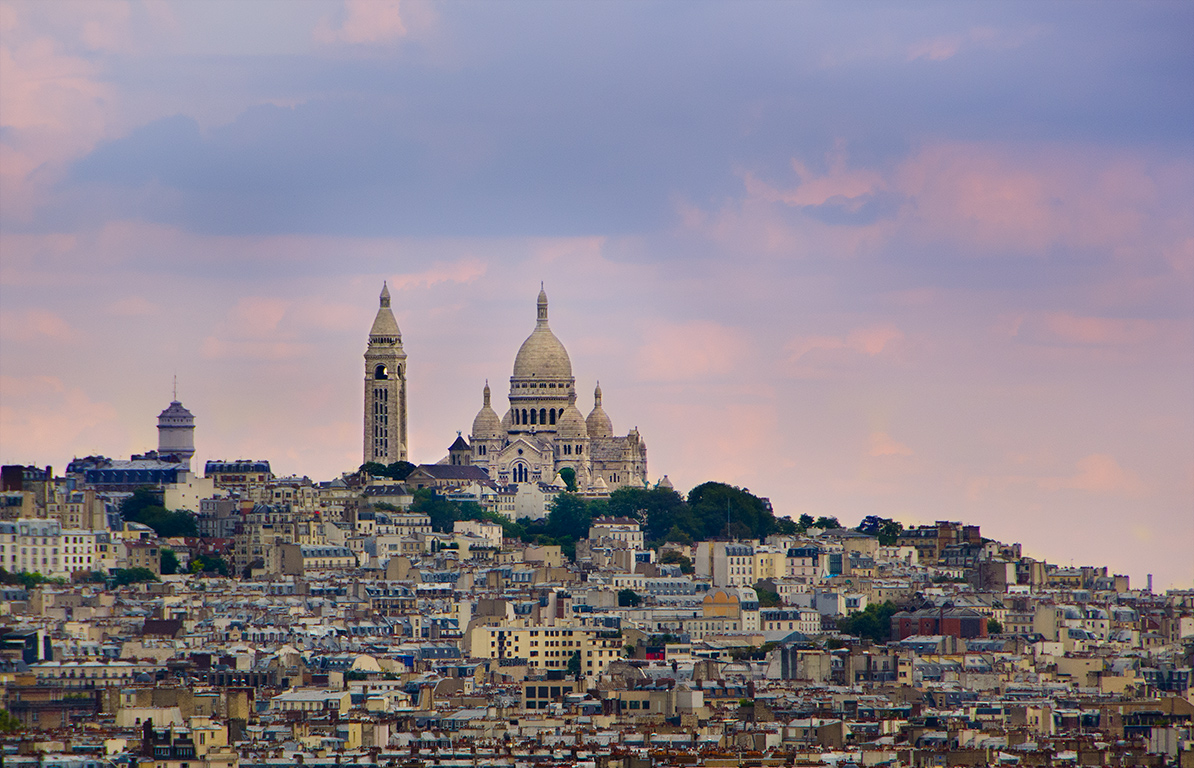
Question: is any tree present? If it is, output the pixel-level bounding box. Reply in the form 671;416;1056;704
753;584;781;608
987;618;1003;635
189;553;230;576
110;568;159;586
120;491;197;537
797;514;815;531
160;549;179;575
687;482;774;541
814;516;842;530
607;486;687;543
857;515;903;545
545;493;593;546
386;460;416;481
359;461;388;477
0;709;21;732
836;601;901;643
617;589;642;607
558;466;577;492
409;488;460;532
359;460;415;481
567;650;581;679
660;550;694;574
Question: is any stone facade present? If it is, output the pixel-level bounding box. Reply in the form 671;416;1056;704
363;282;408;465
465;287;647;494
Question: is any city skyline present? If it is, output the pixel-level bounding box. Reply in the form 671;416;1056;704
1;0;1192;590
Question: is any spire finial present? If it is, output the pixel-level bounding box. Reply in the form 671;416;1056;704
483;380;491;407
379;281;391;308
594;381;602;406
173;374;178;402
536;284;548;324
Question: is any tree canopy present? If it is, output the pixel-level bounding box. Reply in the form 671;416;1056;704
359;460;416;481
120;488;197;537
836;601;902;643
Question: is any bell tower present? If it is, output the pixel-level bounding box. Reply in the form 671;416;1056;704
363;282;408;465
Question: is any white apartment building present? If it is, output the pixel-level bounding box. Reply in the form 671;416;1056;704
0;519;99;578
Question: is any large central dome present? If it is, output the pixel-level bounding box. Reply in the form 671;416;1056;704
512;287;573;380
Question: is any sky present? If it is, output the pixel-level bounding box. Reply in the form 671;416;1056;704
1;0;1191;589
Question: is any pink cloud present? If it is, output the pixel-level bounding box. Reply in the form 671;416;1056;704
0;308;74;342
906;26;1044;62
1038;453;1145;496
388;257;487;291
315;0;407;46
869;431;913;457
0;374;121;465
787;324;903;363
635;321;747;382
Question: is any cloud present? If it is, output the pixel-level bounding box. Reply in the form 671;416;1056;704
870;431;913;457
906;25;1044;62
0;374;120;465
635;321;747;382
388;257;487;292
315;0;407;46
1038;453;1146;496
786;325;904;376
0;308;73;342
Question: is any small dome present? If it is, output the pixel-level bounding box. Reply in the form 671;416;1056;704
586;383;613;438
556;391;588;440
501;409;512;431
471;382;502;440
590;475;608;492
657;475;673;490
512;287;572;380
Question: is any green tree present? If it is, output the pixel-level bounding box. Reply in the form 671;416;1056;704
814;516;843;530
660;550;694;574
359;461;416;481
110;568;159;586
987;618;1003;635
160;549;179;575
121;491;197;537
0;708;21;732
617;588;642;607
545;493;593;548
797;514;815;531
607;486;688;544
409;488;461;532
774;516;799;535
385;460;416;481
687;482;774;541
753;583;781;608
558;466;577;492
189;553;231;576
567;650;581;679
836;601;901;643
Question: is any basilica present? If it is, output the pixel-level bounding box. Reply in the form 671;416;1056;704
363;284;648;495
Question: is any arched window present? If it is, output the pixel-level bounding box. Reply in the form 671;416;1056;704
522;409;528;425
530;408;537;425
549;408;556;425
513;463;528;483
374;364;388;380
540;408;547;425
